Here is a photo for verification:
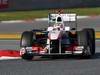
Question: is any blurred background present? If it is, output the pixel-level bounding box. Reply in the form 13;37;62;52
0;0;100;11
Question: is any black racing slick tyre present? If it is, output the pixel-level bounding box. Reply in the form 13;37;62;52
78;29;95;58
78;30;89;58
78;31;88;46
21;53;33;60
20;31;33;47
20;31;35;60
83;28;95;55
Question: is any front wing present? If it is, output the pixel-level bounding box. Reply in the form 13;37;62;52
20;46;84;56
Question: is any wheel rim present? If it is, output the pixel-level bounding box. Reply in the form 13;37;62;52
83;46;91;56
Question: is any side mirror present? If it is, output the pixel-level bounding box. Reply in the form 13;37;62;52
65;26;70;31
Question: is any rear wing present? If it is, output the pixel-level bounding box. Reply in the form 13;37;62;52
48;13;77;23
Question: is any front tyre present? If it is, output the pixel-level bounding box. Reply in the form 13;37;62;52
78;29;95;58
83;28;95;55
21;53;33;60
20;31;33;47
20;31;34;60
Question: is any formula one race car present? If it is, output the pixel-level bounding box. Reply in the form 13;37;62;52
20;13;95;60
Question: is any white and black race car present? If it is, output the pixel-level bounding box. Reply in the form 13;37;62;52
20;13;95;60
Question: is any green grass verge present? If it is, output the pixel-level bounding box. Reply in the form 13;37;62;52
0;7;100;21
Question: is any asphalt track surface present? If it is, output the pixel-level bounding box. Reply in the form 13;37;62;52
0;17;100;75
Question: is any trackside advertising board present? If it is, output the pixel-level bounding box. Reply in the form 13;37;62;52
0;0;9;8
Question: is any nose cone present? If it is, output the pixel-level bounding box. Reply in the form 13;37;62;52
49;31;61;40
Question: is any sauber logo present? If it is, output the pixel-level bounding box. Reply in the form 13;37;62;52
0;0;9;8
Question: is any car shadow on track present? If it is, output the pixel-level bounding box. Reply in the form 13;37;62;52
27;52;100;61
92;52;100;59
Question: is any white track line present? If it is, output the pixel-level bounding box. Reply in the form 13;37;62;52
1;20;25;23
0;16;90;23
0;56;21;60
